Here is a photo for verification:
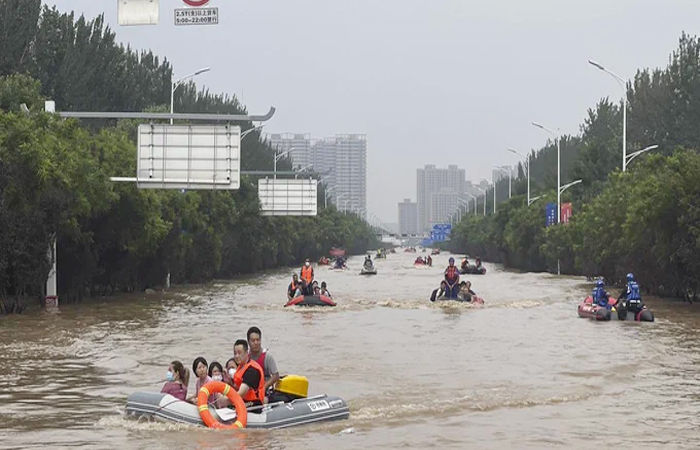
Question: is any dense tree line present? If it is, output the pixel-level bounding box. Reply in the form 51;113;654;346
0;75;376;303
452;35;700;300
0;2;377;308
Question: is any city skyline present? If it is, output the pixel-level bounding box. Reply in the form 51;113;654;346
268;132;367;218
43;0;700;224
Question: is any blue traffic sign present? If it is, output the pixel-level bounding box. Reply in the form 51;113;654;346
545;203;557;227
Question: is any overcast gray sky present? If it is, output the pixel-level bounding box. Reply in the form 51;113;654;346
46;0;700;222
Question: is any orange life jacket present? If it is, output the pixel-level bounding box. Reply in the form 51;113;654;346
233;360;265;403
445;265;459;283
301;265;314;283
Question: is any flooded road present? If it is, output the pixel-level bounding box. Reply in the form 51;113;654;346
1;251;699;449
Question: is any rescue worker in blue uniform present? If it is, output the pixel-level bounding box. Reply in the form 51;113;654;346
618;272;643;313
592;279;611;308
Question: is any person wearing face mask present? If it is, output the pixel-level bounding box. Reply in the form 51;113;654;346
208;361;224;382
160;360;189;401
224;357;237;385
300;258;314;295
206;361;225;404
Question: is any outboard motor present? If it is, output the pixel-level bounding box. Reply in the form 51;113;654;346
269;375;309;403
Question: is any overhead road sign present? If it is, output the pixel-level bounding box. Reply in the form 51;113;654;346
258;179;318;216
175;7;218;25
129;124;240;190
118;0;159;26
430;223;452;243
432;223;452;232
57;107;276;123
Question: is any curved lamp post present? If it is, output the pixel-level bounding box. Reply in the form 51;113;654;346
171;67;210;125
532;121;561;223
626;144;659;167
588;59;628;171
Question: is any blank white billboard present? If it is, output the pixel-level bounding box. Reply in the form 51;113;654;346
258;179;318;216
136;124;240;190
118;0;159;25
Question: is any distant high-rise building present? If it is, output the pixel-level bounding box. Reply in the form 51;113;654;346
267;132;366;218
416;164;467;231
430;188;460;226
398;199;418;235
267;133;312;169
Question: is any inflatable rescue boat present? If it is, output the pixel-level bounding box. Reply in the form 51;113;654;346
577;296;654;322
460;266;486;275
285;295;336;307
126;376;349;429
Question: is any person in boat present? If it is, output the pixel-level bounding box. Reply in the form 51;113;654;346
320;281;332;298
224;357;237;386
444;257;460;298
209;361;224;382
474;257;484;272
618;272;644;313
287;273;301;301
363;255;374;271
333;256;346;269
207;361;225;403
161;360;189;401
414;256;424;265
188;356;212;404
247;326;280;395
460;258;469;272
300;258;315;295
312;280;321;295
458;280;476;301
218;339;266;408
430;280;448;301
591;279;611;308
426;255;432;266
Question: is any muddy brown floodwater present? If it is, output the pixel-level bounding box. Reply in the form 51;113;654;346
1;251;699;449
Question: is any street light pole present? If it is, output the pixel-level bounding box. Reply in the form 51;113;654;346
324;186;337;209
626;144;659;167
295;164;314;179
559;179;582;195
241;124;265;140
171;67;210;125
508;148;530;205
589;59;627;171
273;148;293;180
465;194;476;215
532;122;560;223
492;177;496;214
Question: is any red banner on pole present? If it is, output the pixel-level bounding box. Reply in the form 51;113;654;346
561;202;572;224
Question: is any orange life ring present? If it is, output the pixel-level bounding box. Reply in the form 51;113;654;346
197;380;248;429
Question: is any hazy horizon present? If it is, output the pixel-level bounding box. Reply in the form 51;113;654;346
45;0;700;223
